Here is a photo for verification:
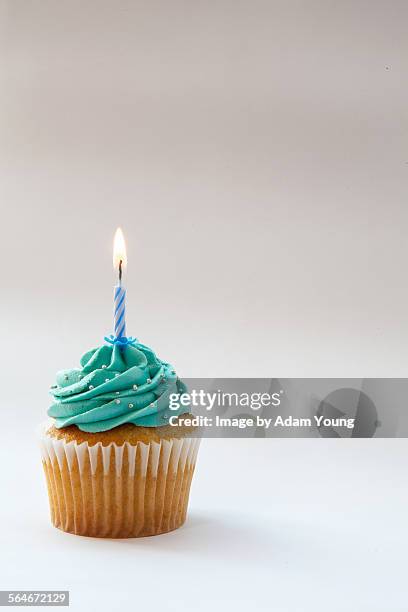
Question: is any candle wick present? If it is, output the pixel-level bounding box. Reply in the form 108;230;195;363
118;259;123;284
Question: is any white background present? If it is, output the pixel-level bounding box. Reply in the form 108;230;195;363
1;1;407;611
2;432;408;611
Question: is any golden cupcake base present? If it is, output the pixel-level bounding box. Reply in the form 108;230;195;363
40;423;200;538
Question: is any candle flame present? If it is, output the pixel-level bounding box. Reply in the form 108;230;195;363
113;227;127;270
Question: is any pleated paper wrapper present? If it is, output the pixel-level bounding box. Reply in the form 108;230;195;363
39;423;200;538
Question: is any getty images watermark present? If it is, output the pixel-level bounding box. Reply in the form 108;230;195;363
166;379;404;438
168;389;354;429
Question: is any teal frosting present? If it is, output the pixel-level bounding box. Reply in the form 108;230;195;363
48;342;188;432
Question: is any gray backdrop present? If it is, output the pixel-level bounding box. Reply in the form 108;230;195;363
0;3;407;612
1;1;408;393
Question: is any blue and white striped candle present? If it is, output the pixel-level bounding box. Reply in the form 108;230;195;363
113;284;126;339
113;228;127;340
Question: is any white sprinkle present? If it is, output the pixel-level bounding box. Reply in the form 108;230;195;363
147;379;151;384
116;391;120;395
115;399;120;404
133;385;138;390
115;373;119;377
102;364;107;369
128;403;134;409
89;385;94;390
105;378;110;383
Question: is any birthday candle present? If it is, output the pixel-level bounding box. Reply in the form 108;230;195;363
113;228;127;340
114;284;126;339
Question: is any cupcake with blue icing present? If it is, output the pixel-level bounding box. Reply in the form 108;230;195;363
40;339;200;538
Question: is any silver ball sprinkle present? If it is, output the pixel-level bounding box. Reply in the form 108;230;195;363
115;399;120;404
133;385;138;391
147;378;151;384
89;385;94;390
101;364;107;369
128;403;134;409
115;373;120;377
105;378;110;383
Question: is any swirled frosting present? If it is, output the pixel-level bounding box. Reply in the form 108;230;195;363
48;342;188;432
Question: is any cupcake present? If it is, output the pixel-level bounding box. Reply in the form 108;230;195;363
39;341;200;538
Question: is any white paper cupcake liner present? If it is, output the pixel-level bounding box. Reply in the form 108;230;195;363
38;422;200;538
